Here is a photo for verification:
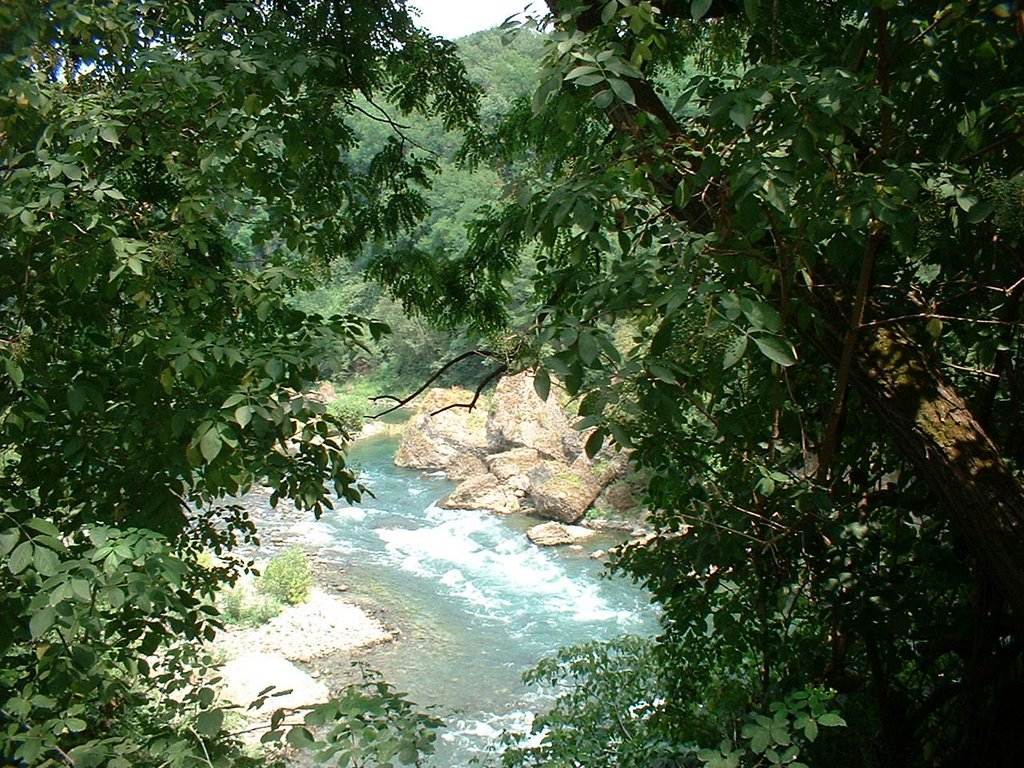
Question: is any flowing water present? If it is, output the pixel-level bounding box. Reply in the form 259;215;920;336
283;435;659;765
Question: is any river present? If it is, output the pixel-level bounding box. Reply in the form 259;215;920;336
282;435;659;765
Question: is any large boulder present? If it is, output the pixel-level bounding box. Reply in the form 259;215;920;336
447;453;488;481
394;388;491;471
526;521;597;547
487;373;575;461
441;473;522;515
486;447;545;494
527;462;604;524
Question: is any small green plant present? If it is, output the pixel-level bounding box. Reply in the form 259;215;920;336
327;397;366;435
697;688;847;768
220;583;283;627
259;546;313;605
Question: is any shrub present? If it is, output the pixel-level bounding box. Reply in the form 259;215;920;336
327;396;367;435
259;546;313;605
220;583;283;627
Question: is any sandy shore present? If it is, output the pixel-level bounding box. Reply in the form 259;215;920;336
212;588;395;665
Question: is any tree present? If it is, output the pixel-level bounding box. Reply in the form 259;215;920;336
455;1;1024;766
0;1;475;764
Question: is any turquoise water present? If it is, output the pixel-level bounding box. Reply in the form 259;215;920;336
303;436;659;765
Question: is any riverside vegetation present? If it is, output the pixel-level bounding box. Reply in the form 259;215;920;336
2;2;1024;768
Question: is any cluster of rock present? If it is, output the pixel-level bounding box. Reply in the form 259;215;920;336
394;373;641;540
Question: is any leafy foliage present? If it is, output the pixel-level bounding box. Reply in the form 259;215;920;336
259;547;313;606
291;28;548;400
0;0;477;764
219;583;283;628
0;524;241;767
262;667;443;767
462;1;1024;766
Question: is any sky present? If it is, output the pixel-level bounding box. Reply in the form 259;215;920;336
410;1;539;40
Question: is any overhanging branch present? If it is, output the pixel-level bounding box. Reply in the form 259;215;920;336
369;349;499;418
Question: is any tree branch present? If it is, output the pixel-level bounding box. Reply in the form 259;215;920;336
369;350;496;418
818;227;883;480
430;364;508;416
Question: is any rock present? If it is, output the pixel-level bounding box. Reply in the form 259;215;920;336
528;463;604;524
309;380;337;404
394;388;491;470
487;373;575;460
594;476;642;515
486;447;544;495
447;453;488;481
526;521;598;547
219;652;329;715
441;473;522;515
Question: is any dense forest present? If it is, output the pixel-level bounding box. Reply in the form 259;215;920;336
2;1;1024;767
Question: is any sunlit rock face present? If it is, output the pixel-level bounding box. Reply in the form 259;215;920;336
441;473;522;515
526;521;598;547
486;372;575;460
396;373;631;525
393;387;490;470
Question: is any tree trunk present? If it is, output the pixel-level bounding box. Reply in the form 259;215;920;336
809;290;1024;612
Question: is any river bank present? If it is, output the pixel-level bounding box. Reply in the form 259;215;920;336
210;397;654;764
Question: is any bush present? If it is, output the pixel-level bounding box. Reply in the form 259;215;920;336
327;397;366;435
259;546;313;605
220;583;283;627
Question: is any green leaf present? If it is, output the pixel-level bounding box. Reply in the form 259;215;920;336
72;643;97;670
234;405;253;427
4;358;24;386
729;100;754;130
286;726;315;748
9;541;33;575
966;200;994;224
0;529;19;558
243;93;262;115
691;0;714;20
722;335;748;369
749;726;771;754
753;336;797;366
533;368;551;401
532;74;561;114
70;579;92;602
32;545;59;577
63;717;88;733
200;426;223;463
30;607;56;639
817;713;846;727
578;331;600;366
608;78;636;106
195;708;224;736
585;428;606;459
566;65;601;81
25;518;59;537
648;363;677;383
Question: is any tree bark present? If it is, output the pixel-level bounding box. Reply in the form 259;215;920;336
808;289;1024;611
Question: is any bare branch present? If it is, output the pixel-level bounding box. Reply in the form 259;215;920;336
369;350;497;418
430;364;508;416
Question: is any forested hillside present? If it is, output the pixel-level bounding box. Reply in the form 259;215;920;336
290;28;546;404
3;2;1024;768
